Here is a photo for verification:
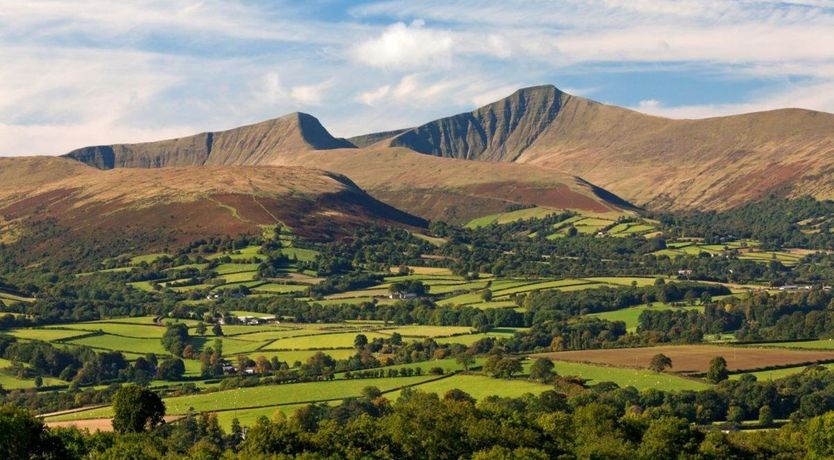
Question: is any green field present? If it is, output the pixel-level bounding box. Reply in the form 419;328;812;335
48;375;437;422
52;323;167;339
590;303;702;332
730;363;834;381
65;335;169;355
214;263;261;275
466;207;562;229
0;291;35;303
8;328;93;342
130;253;170;265
266;332;389;350
434;332;516;346
215;271;259;283
253;349;358;364
252;283;308;294
281;247;319;262
0;358;66;389
753;339;834;350
378;326;474;337
550;360;710;391
388;374;552;400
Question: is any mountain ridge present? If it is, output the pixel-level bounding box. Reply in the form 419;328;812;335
60;84;834;211
64;112;356;169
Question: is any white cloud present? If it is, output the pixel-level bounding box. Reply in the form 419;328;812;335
2;0;834;155
638;99;661;110
348;20;454;69
630;82;834;119
357;85;391;106
290;79;334;106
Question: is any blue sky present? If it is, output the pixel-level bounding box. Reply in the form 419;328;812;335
2;0;833;156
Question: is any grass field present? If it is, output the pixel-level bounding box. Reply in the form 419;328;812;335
280;247;319;262
534;345;834;374
388;374;553;400
252;283;308;294
434;331;516;346
0;358;66;389
590;303;702;332
8;328;93;342
0;291;35;303
730;363;834;381
47;375;437;422
548;361;710;391
253;349;357;364
378;326;474;337
466;206;562;228
65;335;169;355
753;340;834;350
214;263;261;275
52;323;167;339
266;332;389;350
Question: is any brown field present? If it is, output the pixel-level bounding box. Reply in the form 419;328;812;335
533;345;834;374
46;415;181;432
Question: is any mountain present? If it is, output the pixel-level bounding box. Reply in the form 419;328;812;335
63;112;632;222
387;85;566;161
64;112;355;169
0;156;423;267
360;85;834;210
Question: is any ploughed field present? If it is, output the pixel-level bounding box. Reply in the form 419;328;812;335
533;345;834;375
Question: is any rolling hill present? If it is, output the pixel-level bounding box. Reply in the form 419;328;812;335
359;85;834;210
0;157;424;267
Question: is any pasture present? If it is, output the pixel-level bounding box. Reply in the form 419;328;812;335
465;206;561;228
546;360;710;391
387;374;553;400
46;375;437;422
590;303;702;332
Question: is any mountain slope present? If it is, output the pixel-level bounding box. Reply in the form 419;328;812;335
388;85;566;161
278;146;631;222
62;112;633;222
364;85;834;210
0;157;423;267
65;112;355;169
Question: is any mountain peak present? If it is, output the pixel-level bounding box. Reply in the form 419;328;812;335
64;112;355;170
386;83;570;161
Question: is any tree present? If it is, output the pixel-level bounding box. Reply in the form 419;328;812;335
807;411;834;459
481;289;493;302
706;356;729;383
195;322;207;335
156;358;185;381
484;356;523;378
637;416;698;460
212;323;224;336
111;384;165;433
758;405;774;427
529;358;556;383
34;376;42;388
0;405;67;460
161;323;189;356
455;351;475;372
649;353;672;372
354;334;368;349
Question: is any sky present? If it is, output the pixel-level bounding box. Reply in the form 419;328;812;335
2;0;834;156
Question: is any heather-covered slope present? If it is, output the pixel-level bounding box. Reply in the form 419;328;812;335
368;85;834;210
0;157;423;266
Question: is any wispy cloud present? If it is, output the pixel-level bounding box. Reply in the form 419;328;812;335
1;0;833;155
